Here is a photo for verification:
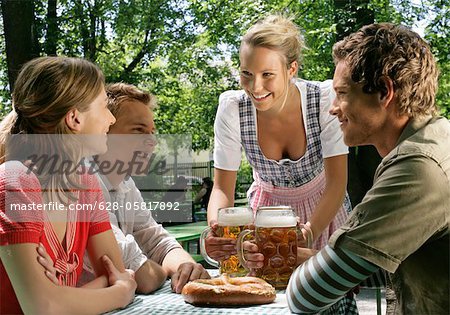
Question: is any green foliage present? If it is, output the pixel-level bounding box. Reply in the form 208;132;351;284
235;157;253;197
1;0;449;130
289;0;336;80
0;10;10;118
424;0;450;118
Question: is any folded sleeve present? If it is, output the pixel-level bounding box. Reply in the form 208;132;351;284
329;155;449;273
213;90;243;171
319;80;348;158
109;214;148;272
0;161;44;246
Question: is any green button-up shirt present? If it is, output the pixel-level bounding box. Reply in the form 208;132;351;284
329;116;450;315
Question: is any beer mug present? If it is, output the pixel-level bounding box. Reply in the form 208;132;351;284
237;206;298;289
200;207;253;277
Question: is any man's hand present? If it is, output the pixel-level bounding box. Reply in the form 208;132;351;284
36;243;59;285
170;262;210;294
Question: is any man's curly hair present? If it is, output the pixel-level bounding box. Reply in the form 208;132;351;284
332;23;439;117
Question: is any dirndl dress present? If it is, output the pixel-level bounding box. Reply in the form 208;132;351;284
239;81;358;314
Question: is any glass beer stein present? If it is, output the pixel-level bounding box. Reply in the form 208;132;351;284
237;206;298;289
199;207;254;277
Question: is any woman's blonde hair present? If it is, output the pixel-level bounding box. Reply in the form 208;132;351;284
241;14;305;71
240;14;304;111
0;56;105;203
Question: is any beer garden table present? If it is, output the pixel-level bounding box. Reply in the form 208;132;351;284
108;270;291;315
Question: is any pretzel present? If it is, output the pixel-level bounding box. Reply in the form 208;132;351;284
182;273;276;306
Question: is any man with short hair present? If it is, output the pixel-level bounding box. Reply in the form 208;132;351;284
86;83;210;293
287;23;449;314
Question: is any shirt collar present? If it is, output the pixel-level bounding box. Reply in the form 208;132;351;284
85;156;130;195
395;115;433;146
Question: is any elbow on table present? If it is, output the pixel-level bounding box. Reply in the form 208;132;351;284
23;296;66;315
287;297;317;315
286;283;320;314
135;261;168;294
136;276;165;294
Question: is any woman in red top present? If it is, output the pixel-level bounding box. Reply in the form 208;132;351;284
0;56;147;314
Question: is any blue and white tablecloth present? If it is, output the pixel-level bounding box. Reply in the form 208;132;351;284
108;270;290;315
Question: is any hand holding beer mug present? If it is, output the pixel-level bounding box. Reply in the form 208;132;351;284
237;206;298;289
200;207;253;277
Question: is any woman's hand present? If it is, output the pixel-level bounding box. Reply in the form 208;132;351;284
101;255;137;308
36;243;59;285
204;220;237;261
297;247;318;265
242;240;264;272
297;219;314;248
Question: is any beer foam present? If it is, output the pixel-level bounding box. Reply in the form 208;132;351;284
218;211;253;226
256;214;297;228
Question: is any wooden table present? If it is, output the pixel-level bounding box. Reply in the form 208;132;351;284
165;221;208;262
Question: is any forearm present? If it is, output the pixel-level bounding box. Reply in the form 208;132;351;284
207;168;237;223
207;188;234;223
287;245;378;314
308;185;345;241
46;282;133;315
80;275;108;289
162;248;195;276
135;259;167;294
194;188;206;203
1;244;133;315
308;155;348;241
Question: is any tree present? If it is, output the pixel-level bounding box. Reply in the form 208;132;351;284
1;0;38;92
425;0;450;117
0;0;448;141
333;0;383;207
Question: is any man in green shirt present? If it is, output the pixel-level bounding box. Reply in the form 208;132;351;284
287;23;449;314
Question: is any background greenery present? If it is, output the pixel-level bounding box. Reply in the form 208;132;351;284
1;0;449;152
1;0;448;206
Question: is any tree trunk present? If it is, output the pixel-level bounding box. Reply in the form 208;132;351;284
333;0;381;207
45;0;58;56
87;3;97;61
334;0;374;40
1;0;38;92
74;0;89;59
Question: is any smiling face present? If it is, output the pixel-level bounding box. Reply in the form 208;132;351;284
108;100;155;136
239;44;296;112
78;87;116;154
80;87;116;134
107;99;156;170
330;62;386;147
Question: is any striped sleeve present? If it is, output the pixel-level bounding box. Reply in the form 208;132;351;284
286;245;379;314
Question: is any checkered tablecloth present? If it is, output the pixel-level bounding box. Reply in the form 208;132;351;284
108;270;291;315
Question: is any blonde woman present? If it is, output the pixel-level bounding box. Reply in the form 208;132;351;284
0;57;149;314
205;15;356;314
